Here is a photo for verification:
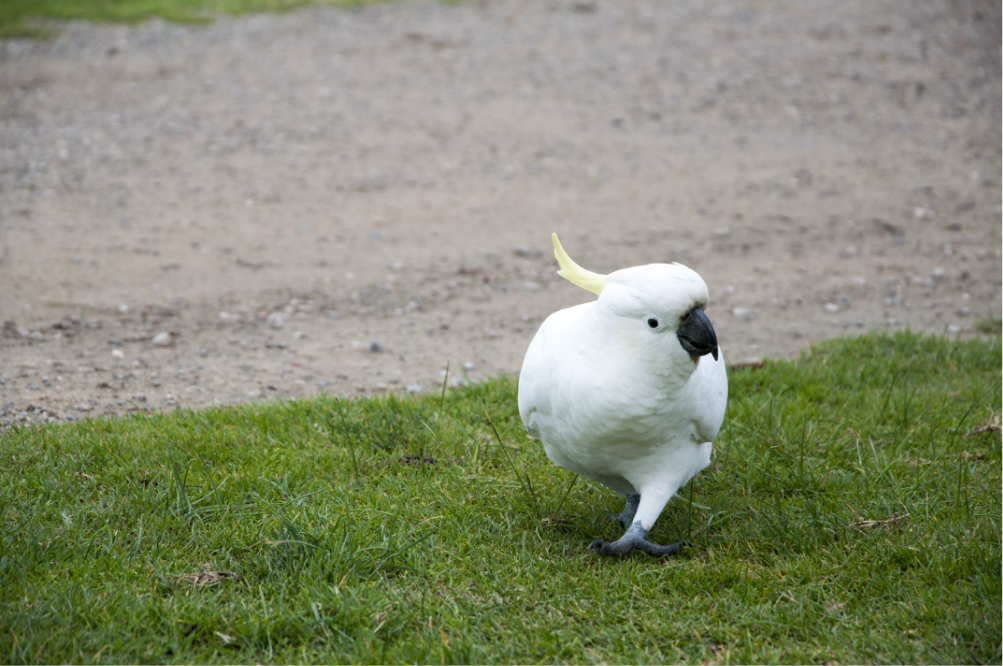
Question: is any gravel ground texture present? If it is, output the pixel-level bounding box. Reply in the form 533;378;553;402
1;0;1000;428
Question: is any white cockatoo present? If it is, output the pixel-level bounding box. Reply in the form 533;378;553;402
518;233;728;556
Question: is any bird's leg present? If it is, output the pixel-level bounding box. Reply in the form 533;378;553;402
590;488;687;557
616;494;640;529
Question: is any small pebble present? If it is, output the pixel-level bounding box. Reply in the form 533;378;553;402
824;303;840;312
27;385;40;390
152;331;171;346
316;380;329;387
75;403;90;411
133;394;147;402
948;325;961;334
463;361;475;371
732;307;755;320
514;245;541;258
266;312;286;329
406;384;423;394
199;348;208;356
112;349;124;358
109;337;121;347
369;341;383;352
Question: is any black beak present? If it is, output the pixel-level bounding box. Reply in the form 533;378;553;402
676;306;719;361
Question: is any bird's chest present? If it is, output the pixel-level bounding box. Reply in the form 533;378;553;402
542;374;697;476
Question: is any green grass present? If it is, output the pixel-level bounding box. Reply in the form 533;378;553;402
976;318;1002;336
1;331;1000;664
0;0;391;39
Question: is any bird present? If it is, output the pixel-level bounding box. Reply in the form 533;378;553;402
518;233;728;556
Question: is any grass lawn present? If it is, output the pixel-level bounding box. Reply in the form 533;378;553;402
0;0;397;39
1;331;1000;664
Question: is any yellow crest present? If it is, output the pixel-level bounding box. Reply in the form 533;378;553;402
552;233;608;296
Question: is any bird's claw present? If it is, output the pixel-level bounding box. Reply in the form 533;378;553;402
588;522;689;557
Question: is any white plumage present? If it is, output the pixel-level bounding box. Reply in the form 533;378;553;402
518;234;728;556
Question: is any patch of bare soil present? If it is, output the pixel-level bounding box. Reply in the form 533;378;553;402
0;0;999;428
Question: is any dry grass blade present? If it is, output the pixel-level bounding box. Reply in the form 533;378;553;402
541;515;572;526
961;451;990;461
965;413;1000;436
179;570;240;586
215;631;236;645
397;454;436;466
849;513;910;530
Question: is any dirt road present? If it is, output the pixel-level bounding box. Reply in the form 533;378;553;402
1;0;1000;427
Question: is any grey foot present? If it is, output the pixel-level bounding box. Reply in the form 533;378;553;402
588;521;689;557
615;494;640;529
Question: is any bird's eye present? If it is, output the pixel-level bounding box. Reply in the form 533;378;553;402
647;318;659;329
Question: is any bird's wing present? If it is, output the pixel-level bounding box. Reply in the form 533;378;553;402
688;351;729;443
517;303;592;438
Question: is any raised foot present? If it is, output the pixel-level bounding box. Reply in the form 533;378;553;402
605;511;636;530
588;522;690;557
611;494;641;529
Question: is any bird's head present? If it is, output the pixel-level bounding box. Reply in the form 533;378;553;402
552;233;719;362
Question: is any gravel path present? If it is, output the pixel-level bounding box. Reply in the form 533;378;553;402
1;0;1000;427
